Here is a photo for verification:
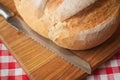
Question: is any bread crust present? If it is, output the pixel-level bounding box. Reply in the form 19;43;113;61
14;0;120;50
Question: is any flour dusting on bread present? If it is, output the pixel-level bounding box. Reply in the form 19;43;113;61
53;0;97;21
13;0;120;50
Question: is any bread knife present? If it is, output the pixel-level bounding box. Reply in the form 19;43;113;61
0;3;91;74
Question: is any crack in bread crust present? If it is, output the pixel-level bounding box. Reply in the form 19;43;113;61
13;0;120;50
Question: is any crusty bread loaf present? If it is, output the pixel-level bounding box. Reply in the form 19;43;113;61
13;0;120;50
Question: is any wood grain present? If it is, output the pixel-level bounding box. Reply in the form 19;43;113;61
0;0;120;80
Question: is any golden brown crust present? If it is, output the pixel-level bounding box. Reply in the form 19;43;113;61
13;0;120;50
46;0;64;14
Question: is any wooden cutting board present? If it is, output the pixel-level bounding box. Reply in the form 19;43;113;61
0;0;120;80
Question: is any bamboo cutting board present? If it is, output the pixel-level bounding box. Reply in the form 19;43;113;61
0;0;120;80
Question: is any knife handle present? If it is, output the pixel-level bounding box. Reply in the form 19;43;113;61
0;3;14;19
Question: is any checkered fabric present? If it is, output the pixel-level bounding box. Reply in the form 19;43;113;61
0;39;120;80
0;40;29;80
87;52;120;80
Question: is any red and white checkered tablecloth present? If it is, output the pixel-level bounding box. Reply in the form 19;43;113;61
0;40;120;80
0;40;29;80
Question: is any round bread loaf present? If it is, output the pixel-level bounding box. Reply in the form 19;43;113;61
13;0;120;50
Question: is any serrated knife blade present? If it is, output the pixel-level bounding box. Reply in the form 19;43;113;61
0;3;91;74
